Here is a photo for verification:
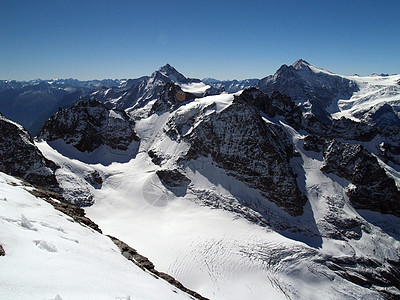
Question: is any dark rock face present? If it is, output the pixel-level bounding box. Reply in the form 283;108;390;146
303;135;326;152
148;149;163;166
109;235;155;270
0;245;5;256
0;114;59;190
28;187;101;233
156;169;190;188
328;117;376;141
39;99;139;152
380;140;400;165
355;103;400;127
184;96;307;216
304;115;378;143
84;170;103;189
150;83;196;115
238;87;302;129
322;140;400;216
156;169;191;197
323;256;400;300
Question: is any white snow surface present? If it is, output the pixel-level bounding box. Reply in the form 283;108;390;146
327;73;400;120
179;82;211;94
0;172;194;300
109;109;124;120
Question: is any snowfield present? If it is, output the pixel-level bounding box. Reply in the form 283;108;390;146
179;82;211;95
34;91;400;299
328;73;400;121
0;172;195;300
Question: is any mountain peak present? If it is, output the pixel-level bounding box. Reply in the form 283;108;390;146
155;64;188;83
159;63;178;74
292;59;311;70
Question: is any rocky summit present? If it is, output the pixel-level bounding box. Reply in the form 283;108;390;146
257;59;359;123
39;99;139;153
182;91;307;216
322;140;400;217
0;113;58;190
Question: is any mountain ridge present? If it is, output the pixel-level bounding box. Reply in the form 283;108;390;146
1;60;399;135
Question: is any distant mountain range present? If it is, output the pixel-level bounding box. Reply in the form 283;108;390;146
0;78;123;135
1;60;399;135
202;78;259;93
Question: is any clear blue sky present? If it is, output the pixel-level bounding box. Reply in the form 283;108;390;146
1;0;399;80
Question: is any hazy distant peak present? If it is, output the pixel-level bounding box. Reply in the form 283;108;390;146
158;63;180;75
159;63;173;70
154;63;188;83
202;77;220;84
292;59;311;70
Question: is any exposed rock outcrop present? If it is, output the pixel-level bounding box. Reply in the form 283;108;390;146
156;169;191;188
182;94;307;216
28;187;101;233
238;87;302;129
39;99;139;152
84;170;103;189
150;83;196;115
322;256;400;299
303;135;326;153
156;169;191;197
321;140;400;216
0;114;59;190
303;115;376;142
109;236;209;300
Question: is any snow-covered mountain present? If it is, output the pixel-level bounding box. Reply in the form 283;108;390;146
1;60;400;299
83;64;218;114
258;59;400;127
257;59;359;123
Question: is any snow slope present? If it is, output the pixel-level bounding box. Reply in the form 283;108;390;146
0;172;195;300
36;91;400;299
332;74;400;120
179;82;211;95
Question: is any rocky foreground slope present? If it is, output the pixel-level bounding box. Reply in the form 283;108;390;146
0;171;206;300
